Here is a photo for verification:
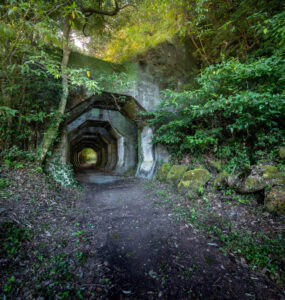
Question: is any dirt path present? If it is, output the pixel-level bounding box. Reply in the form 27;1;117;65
77;177;284;299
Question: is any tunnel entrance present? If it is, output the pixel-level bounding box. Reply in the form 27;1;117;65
66;91;145;182
50;91;159;184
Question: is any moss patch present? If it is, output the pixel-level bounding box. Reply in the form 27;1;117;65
157;163;171;182
178;168;210;198
208;160;223;172
279;147;285;159
213;172;229;190
265;186;285;215
166;165;187;185
263;165;285;184
240;176;266;193
123;99;140;120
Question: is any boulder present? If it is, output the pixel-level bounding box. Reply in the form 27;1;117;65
265;186;285;215
226;175;240;189
178;168;210;198
263;165;285;184
279;147;285;159
166;165;188;185
239;164;285;193
213;172;229;189
157;162;171;182
239;176;266;193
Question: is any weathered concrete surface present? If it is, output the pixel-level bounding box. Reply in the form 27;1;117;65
136;127;156;179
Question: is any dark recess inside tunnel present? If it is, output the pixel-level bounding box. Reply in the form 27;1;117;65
69;120;119;173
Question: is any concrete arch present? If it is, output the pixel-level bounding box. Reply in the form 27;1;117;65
50;90;162;179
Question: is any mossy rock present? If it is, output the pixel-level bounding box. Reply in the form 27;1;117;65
265;186;285;215
239;164;285;193
239;176;266;193
226;175;240;189
178;168;210;198
157;162;171;182
166;165;188;185
263;165;285;184
208;160;223;172
213;172;229;190
279;147;285;159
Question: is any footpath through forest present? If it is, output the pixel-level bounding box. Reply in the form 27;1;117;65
0;168;284;299
76;176;284;299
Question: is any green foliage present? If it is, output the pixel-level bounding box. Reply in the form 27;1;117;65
0;177;9;189
0;0;132;159
148;46;285;167
102;0;284;64
102;0;185;62
46;160;79;188
0;222;33;257
208;226;285;282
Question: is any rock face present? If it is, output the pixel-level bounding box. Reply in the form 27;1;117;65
166;165;188;185
265;186;285;214
157;162;171;182
157;161;285;215
178;168;210;198
135;37;198;91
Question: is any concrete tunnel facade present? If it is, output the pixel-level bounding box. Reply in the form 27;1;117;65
50;91;170;180
48;51;171;181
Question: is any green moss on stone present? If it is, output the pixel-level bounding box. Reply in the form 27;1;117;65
279;147;285;159
208;160;223;172
263;165;285;184
157;163;171;182
240;176;266;193
213;172;229;189
265;186;285;215
166;165;188;185
177;168;210;197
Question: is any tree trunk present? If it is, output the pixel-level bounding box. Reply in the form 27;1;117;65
36;15;71;163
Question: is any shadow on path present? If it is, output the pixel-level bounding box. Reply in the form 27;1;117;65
77;177;283;299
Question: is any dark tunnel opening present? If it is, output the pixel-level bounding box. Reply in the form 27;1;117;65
67;106;138;181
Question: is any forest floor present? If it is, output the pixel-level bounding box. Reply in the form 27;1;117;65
0;167;284;299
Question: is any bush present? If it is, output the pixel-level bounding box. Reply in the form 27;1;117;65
147;54;285;166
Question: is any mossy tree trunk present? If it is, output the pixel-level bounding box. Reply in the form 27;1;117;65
37;15;71;163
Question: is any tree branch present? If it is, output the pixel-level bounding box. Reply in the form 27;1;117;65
82;0;134;17
82;0;120;16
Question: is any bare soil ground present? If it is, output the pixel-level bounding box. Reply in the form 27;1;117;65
0;167;284;299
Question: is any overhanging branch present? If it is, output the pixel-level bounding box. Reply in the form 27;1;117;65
82;0;120;16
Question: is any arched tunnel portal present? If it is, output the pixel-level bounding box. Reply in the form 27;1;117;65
50;91;167;182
